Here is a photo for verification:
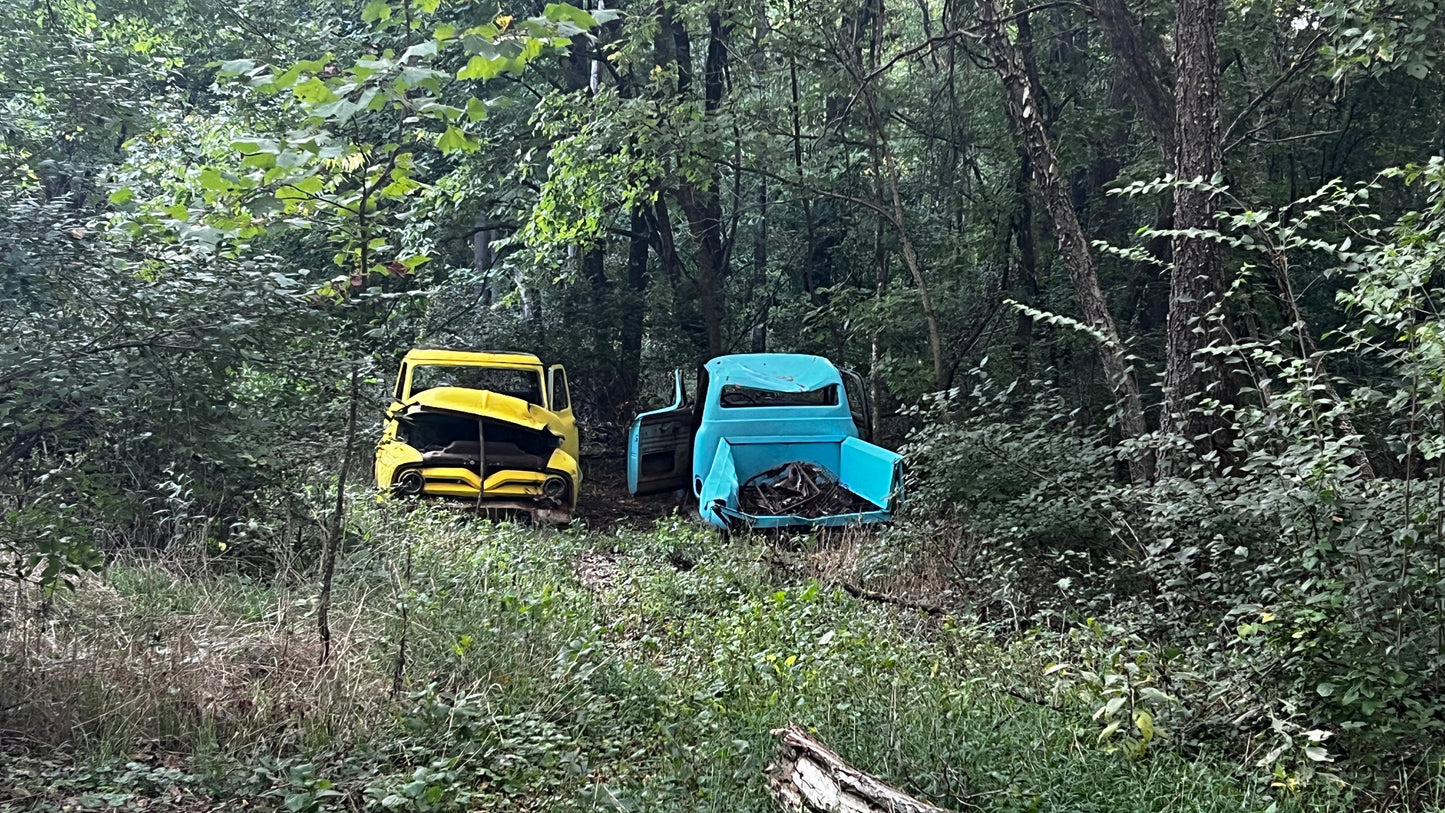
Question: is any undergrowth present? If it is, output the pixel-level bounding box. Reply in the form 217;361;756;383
1;504;1425;812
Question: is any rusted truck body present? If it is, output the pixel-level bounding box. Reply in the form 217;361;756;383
375;349;580;523
627;353;903;530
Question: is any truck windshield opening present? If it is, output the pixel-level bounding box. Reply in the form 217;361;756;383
411;365;544;404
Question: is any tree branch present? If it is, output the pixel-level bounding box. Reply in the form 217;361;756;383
1222;30;1326;150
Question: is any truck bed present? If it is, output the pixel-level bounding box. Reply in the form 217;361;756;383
697;436;902;530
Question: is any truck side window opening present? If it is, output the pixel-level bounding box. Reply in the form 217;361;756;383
690;366;710;435
551;369;569;411
719;384;839;408
410;365;544;405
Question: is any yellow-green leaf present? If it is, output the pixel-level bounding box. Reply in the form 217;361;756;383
458;54;505;81
437;126;480;154
1133;709;1154;744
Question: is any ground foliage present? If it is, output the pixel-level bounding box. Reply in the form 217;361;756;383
2;508;1416;811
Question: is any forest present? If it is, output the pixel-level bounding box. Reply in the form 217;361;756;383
2;0;1445;808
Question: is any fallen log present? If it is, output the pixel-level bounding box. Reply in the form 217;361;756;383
767;724;959;813
842;581;945;617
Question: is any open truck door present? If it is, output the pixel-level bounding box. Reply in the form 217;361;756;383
547;365;573;420
839;367;873;443
628;369;694;496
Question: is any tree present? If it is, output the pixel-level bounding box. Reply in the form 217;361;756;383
976;0;1153;482
135;0;608;657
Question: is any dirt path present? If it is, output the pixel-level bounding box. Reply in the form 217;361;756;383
575;455;683;532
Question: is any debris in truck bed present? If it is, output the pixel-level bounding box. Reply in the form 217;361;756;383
739;462;874;517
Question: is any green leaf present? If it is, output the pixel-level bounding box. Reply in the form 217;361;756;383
416;100;464;122
1133;709;1154;744
293;76;339;104
198;168;231;192
277;175;325;199
462;35;499;58
458;55;505;81
242;151;276;169
353;58;391;80
402;41;438;62
232;138;280;154
465;97;488;122
108;188;135;205
437;126;480;154
544;3;596;29
265;64;301;92
361;0;392;22
313;99;360;123
357;88;383;112
398;66;443;91
381;175;423;198
294;55;332;74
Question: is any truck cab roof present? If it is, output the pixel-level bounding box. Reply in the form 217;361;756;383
402;349;544;368
704;353;844;391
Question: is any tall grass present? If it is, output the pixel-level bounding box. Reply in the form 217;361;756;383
1;505;1414;811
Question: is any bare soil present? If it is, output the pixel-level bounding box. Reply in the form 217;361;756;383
575;454;684;531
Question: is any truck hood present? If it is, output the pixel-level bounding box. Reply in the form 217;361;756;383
397;386;554;431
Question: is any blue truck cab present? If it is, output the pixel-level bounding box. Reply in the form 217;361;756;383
627;353;903;530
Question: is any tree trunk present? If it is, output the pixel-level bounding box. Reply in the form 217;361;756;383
870;216;888;441
674;182;727;360
617;206;650;408
788;55;821;300
751;177;769;352
1264;250;1376;478
977;0;1153;482
1160;0;1239;474
1011;153;1039;368
661;5;729;360
648;197;706;353
1089;0;1176;165
858;0;946;390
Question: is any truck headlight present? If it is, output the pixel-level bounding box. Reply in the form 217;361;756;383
395;470;425;497
542;476;568;502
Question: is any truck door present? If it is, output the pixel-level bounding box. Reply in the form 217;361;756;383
840;367;873;443
547;365;574;421
628;370;694;495
392;361;410;403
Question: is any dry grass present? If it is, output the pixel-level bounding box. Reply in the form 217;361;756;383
0;557;393;760
799;524;959;609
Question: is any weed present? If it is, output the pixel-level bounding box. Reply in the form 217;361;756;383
0;503;1396;812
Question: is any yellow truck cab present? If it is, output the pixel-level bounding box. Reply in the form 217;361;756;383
375;349;581;523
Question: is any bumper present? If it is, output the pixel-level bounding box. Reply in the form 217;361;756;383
376;446;581;512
